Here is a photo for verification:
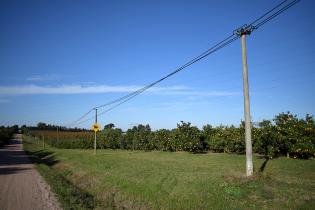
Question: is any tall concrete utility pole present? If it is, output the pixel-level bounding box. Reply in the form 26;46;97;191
236;26;253;177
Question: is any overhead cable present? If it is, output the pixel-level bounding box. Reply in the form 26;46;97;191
68;0;301;127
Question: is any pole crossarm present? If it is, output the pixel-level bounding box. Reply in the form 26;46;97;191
234;24;255;36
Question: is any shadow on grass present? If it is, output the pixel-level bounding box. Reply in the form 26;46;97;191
259;158;269;173
257;154;282;173
28;150;59;166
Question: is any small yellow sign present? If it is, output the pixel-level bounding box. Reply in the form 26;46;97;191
92;123;101;132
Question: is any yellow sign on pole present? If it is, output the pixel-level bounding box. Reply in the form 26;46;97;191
92;123;101;132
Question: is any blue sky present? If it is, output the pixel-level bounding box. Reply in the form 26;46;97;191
0;0;314;130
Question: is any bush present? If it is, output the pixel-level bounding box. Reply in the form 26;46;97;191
26;111;315;159
254;120;278;158
287;114;315;159
123;124;152;150
204;125;244;153
173;121;203;153
290;139;314;159
152;129;174;151
0;126;16;147
99;127;123;149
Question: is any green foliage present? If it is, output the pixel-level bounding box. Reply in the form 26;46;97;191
286;114;315;159
23;137;95;209
125;124;152;150
0;126;16;147
24;139;315;210
21;125;30;135
104;123;115;130
273;112;315;158
254;120;278;158
173;121;203;152
99;127;123;149
29;112;315;159
274;112;299;155
152;129;173;151
204;125;244;153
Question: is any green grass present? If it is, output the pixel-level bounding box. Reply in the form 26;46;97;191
23;136;315;210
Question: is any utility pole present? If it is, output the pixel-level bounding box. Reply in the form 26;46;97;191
236;26;254;177
94;108;98;155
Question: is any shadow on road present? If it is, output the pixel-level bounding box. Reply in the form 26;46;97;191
0;139;32;176
0;138;59;176
0;167;30;175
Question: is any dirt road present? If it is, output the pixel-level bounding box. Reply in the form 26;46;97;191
0;135;61;210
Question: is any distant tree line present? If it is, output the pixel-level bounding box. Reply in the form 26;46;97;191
20;122;89;133
0;122;88;147
28;112;315;159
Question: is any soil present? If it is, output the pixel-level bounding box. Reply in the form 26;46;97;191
0;134;62;210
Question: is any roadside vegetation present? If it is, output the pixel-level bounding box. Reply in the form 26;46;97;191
24;135;315;209
0;125;18;147
21;111;315;209
30;112;315;159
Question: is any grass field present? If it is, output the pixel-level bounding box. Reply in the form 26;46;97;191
23;136;315;210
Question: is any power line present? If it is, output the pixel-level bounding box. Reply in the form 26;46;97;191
68;0;301;127
73;35;240;126
69;34;238;126
249;0;288;26
253;0;301;29
233;0;300;36
98;37;240;115
66;109;94;127
94;34;237;110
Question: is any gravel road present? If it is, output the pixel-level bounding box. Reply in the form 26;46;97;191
0;134;61;210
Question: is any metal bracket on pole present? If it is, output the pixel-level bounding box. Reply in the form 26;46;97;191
234;24;255;36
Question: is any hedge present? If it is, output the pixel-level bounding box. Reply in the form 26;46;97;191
30;112;315;159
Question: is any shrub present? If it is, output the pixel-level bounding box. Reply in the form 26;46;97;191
123;124;152;150
204;125;244;153
254;120;279;158
0;126;15;147
152;129;173;151
26;111;315;159
173;121;203;153
99;128;123;149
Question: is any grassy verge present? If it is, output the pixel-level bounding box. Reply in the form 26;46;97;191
23;136;315;210
23;136;96;209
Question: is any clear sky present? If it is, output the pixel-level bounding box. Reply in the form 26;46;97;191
0;0;314;130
